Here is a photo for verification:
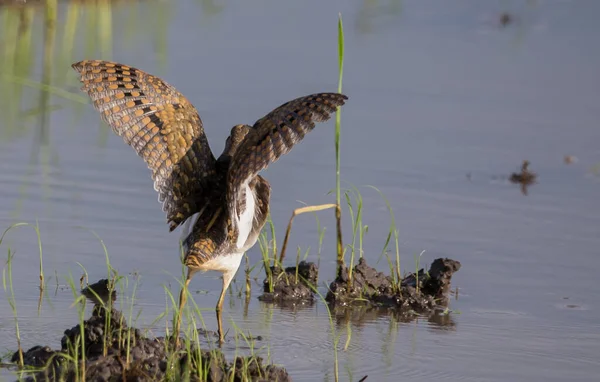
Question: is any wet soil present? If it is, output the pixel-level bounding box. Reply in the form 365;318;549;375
326;258;461;315
8;300;290;381
258;261;318;305
81;278;116;305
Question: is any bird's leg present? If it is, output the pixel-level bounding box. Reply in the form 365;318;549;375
216;308;224;346
216;269;235;345
174;271;192;348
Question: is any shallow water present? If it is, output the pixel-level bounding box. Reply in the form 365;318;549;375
1;0;600;381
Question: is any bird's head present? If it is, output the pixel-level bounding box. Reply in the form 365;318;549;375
218;124;252;162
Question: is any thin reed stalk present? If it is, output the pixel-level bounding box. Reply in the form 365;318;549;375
335;13;345;272
3;249;23;367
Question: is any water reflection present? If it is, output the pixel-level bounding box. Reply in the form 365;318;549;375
332;304;456;331
0;0;179;222
0;0;196;144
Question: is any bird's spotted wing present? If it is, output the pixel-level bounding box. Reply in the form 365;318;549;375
72;60;217;231
226;92;347;217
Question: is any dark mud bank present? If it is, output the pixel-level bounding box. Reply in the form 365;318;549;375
258;261;318;305
326;258;461;313
9;304;290;382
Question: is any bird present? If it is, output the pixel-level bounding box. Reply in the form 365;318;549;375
71;60;347;344
509;160;537;195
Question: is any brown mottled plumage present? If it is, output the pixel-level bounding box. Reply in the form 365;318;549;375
71;60;216;231
72;60;348;343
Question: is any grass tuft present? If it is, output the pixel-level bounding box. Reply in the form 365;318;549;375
368;185;402;292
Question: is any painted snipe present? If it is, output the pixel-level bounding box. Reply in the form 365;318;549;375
72;60;347;344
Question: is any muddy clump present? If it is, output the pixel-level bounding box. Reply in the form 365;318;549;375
80;278;116;305
10;302;290;381
326;257;460;314
258;261;318;304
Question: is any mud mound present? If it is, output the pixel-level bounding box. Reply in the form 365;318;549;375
326;258;460;314
80;278;115;305
10;304;291;382
258;261;318;304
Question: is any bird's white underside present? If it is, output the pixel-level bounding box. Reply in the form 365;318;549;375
182;182;257;277
236;182;256;250
196;252;244;275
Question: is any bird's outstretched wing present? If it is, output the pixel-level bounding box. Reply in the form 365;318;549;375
226;92;347;219
72;60;217;231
